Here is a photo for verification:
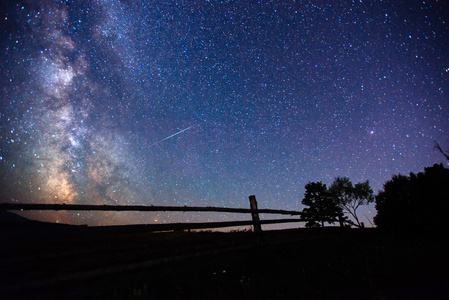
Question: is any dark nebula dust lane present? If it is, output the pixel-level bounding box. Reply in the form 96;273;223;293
0;1;448;226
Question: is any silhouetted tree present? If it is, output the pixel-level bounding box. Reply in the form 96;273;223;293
301;181;343;228
373;174;411;232
434;141;449;161
328;177;374;227
374;164;449;237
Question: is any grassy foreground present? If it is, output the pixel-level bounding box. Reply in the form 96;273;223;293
1;223;448;299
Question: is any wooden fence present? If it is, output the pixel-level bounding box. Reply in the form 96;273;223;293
0;195;344;232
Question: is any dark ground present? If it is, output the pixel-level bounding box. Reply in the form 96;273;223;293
1;214;448;299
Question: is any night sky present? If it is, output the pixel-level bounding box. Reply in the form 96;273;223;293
1;1;448;227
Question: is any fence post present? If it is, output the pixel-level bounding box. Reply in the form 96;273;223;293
249;195;262;232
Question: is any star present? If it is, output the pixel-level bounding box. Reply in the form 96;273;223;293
0;1;447;227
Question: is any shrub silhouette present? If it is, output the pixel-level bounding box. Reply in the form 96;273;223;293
374;163;449;237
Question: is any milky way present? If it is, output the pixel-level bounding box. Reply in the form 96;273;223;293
1;1;448;226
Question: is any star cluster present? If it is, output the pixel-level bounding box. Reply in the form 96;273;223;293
1;1;448;226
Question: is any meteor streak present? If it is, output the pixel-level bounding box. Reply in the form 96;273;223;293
150;125;195;146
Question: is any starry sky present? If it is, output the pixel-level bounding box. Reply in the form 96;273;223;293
1;1;448;227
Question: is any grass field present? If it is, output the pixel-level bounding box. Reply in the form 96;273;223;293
1;221;448;299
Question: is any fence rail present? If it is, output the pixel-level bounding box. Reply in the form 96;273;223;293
0;203;302;215
0;196;344;232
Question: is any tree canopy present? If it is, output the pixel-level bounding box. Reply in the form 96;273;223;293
301;177;373;228
328;177;374;227
374;163;449;237
301;181;342;228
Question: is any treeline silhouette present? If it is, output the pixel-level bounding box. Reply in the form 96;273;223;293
374;163;449;237
300;177;373;228
301;163;449;238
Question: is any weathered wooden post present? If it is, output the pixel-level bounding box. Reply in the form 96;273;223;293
249;195;262;232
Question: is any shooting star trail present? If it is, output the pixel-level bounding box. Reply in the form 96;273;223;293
150;125;196;147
